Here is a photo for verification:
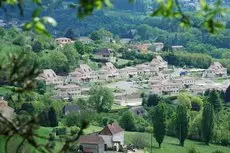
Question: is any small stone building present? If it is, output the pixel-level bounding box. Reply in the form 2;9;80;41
203;62;227;78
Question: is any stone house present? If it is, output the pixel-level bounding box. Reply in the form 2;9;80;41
148;73;168;86
93;48;116;63
134;43;152;54
98;62;120;81
119;67;138;79
173;76;196;88
79;135;105;153
172;45;184;51
203;62;227;78
0;97;14;120
149;55;168;72
55;37;74;46
150;82;183;95
135;64;155;77
56;84;81;99
153;42;164;52
129;106;146;116
37;69;63;86
98;123;124;151
69;64;98;83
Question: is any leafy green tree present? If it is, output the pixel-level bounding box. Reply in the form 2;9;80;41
36;80;46;94
88;86;114;112
202;102;214;145
178;93;192;110
207;90;222;112
48;107;58;127
48;50;68;73
119;111;136;131
150;103;167;148
175;105;189;147
144;94;161;107
89;29;113;41
74;41;86;55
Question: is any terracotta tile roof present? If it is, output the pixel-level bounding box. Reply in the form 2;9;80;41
99;123;123;135
79;135;104;144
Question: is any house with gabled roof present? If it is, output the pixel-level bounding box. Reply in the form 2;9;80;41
37;69;63;86
119;67;138;79
55;37;74;47
93;48;116;63
149;55;168;72
203;62;227;78
98;62;120;81
69;64;98;83
98;123;124;151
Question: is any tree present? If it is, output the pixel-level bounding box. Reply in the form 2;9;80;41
177;93;192;109
36;80;46;94
224;85;230;103
119;111;136;131
150;103;167;148
175;105;189;147
202;102;214;145
191;96;203;111
48;107;58;127
144;94;161;107
74;41;86;55
64;28;75;39
207;90;222;112
88;86;114;112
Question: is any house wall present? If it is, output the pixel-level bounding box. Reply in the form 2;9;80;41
99;135;113;148
81;143;103;153
112;131;124;145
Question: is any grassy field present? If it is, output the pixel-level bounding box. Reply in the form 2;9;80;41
1;127;230;153
125;132;230;153
116;58;130;66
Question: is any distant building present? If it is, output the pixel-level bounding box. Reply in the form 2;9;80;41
150;81;183;95
119;67;138;79
69;64;98;83
153;42;164;52
79;135;105;153
173;76;196;87
98;62;120;81
172;45;184;51
203;62;227;78
133;43;152;54
149;55;168;72
55;37;74;46
93;48;116;63
0;97;14;120
37;69;63;86
56;84;81;99
99;123;124;151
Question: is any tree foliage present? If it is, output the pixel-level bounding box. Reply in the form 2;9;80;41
119;111;136;131
175;105;189;146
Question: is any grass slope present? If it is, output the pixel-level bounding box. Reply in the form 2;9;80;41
125;132;230;153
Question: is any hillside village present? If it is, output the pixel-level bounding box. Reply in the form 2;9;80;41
36;37;230;108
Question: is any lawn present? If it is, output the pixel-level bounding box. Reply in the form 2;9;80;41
116;58;130;66
125;132;230;153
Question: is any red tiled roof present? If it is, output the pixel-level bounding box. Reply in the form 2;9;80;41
79;135;104;144
99;123;123;135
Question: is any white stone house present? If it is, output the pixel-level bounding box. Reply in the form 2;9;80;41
55;37;74;46
149;55;168;72
119;67;138;79
153;42;164;52
69;64;98;83
98;62;120;81
150;82;183;95
173;76;196;87
98;123;124;151
203;62;227;78
37;69;63;86
56;84;81;99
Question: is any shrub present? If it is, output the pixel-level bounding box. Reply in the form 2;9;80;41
188;148;201;153
54;127;67;136
70;126;80;136
212;151;224;153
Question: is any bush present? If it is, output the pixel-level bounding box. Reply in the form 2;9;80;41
188;148;201;153
70;126;80;136
54;127;67;136
130;133;149;149
212;151;224;153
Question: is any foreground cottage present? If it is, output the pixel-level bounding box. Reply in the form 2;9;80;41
79;135;105;153
98;123;124;151
203;62;227;78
